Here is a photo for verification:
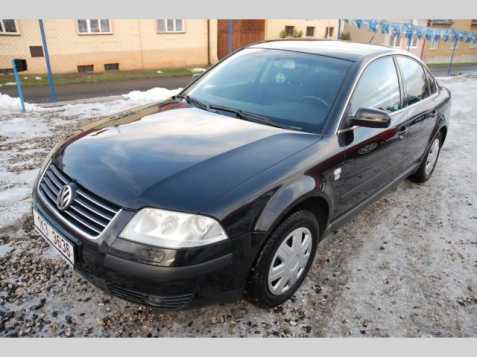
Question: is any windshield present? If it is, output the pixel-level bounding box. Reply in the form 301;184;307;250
184;48;351;133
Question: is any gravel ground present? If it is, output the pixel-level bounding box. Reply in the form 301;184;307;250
1;76;477;337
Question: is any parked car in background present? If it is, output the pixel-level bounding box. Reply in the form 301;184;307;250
32;40;450;309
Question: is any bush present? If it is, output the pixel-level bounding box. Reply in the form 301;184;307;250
280;27;304;39
339;32;351;41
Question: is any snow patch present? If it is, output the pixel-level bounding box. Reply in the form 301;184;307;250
122;87;182;104
0;92;36;114
190;67;206;73
0;244;13;258
0;116;51;141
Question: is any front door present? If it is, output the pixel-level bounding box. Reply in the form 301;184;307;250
333;55;405;216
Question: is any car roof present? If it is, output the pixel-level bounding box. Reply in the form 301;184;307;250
250;40;399;62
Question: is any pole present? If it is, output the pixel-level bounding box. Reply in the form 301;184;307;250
227;20;234;55
11;59;26;112
448;37;458;76
38;19;58;102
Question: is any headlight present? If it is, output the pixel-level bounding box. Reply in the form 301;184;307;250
120;208;228;249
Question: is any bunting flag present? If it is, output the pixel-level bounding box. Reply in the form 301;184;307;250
348;19;477;44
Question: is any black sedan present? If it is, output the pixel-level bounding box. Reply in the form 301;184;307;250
32;40;450;309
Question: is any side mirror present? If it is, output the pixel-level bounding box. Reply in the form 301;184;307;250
191;72;203;81
350;108;391;129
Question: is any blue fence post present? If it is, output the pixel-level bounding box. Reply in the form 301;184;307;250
227;20;234;55
38;19;58;102
11;59;26;113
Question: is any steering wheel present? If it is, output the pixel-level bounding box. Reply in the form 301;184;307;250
300;96;329;109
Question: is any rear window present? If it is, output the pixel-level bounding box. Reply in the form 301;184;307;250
186;48;352;133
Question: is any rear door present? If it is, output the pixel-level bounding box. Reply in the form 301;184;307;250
394;55;439;168
333;55;405;216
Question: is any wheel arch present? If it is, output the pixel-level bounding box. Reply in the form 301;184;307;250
254;175;332;240
439;125;448;145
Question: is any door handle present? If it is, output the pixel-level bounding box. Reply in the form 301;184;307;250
398;126;409;139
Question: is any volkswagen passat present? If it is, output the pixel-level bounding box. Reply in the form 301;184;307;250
32;40;450;309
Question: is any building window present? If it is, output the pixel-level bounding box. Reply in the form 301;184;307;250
104;63;119;71
430;38;439;50
77;19;112;34
389;34;401;48
306;26;315;37
0;19;19;34
325;26;334;38
430;19;453;26
469;42;477;49
157;19;185;33
30;46;44;57
77;65;94;73
409;36;418;48
285;26;295;36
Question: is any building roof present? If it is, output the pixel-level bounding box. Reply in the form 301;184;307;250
251;40;395;62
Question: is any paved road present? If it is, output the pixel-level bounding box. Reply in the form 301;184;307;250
1;65;476;103
0;76;192;103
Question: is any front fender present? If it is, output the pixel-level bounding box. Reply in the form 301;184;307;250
254;175;332;234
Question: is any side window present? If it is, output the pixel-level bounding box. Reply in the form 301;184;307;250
349;56;401;115
396;56;430;105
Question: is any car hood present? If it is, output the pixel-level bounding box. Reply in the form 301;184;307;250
54;107;319;213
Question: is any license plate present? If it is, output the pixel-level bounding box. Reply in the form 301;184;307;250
33;209;75;265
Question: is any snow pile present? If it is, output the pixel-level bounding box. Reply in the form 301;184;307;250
190;67;206;73
0;87;182;118
0;92;36;114
123;87;182;104
51;87;182;120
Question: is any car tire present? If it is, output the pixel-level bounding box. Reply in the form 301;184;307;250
246;210;319;308
409;133;442;183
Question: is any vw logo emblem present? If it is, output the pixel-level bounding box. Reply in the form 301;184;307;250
56;184;74;211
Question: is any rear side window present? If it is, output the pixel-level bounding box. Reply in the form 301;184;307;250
349;56;401;115
396;56;430;105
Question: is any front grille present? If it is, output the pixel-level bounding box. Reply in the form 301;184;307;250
37;164;120;238
108;284;194;310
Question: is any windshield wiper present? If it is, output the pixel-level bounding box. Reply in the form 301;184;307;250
174;94;209;111
209;104;302;131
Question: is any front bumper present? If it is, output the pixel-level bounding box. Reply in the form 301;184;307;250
32;195;246;310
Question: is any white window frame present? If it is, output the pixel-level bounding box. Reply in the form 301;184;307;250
77;19;112;35
409;36;418;48
0;19;20;35
389;34;401;48
157;19;185;34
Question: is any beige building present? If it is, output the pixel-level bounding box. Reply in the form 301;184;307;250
0;19;339;75
421;19;477;64
342;19;427;58
342;19;477;64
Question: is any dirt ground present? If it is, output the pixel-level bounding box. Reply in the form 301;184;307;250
0;76;476;337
